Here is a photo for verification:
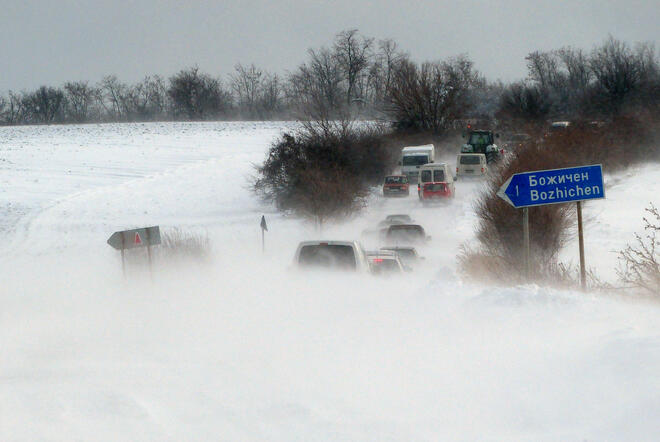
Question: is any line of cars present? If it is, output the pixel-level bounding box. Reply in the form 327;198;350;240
293;214;428;276
385;148;489;203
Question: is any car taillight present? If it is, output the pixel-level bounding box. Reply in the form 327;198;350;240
456;167;459;173
481;167;484;173
373;258;383;263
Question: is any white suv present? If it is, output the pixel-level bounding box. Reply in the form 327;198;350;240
294;240;370;273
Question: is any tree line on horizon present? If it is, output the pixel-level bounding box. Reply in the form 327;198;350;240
0;31;657;129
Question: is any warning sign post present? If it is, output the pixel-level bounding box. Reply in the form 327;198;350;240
107;226;161;278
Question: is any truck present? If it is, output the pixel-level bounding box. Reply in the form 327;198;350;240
460;130;501;163
400;144;435;183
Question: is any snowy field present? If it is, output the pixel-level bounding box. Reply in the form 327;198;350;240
1;122;660;440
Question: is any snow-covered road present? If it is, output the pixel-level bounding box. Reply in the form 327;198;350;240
1;122;659;440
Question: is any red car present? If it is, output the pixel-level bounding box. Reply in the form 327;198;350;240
383;175;410;197
420;182;452;200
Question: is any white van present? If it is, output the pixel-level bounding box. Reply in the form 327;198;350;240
417;163;454;198
456;153;488;177
400;144;435;183
293;240;370;273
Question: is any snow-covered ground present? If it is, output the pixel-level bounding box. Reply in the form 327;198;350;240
1;122;659;440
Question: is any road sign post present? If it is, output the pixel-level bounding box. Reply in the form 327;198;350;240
577;201;586;290
497;165;604;288
107;226;161;279
523;207;530;280
260;215;268;253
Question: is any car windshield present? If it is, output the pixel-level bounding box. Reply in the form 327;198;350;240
402;155;429;166
370;259;401;274
385;176;408;184
460;155;481;165
469;133;492;145
298;245;356;270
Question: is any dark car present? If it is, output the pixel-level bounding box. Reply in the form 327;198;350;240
385;224;430;244
383;175;410;197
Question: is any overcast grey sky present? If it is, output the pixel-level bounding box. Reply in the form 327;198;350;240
1;0;658;91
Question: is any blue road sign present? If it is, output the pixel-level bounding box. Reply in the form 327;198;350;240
497;164;605;208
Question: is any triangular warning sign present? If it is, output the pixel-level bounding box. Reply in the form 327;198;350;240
134;232;142;245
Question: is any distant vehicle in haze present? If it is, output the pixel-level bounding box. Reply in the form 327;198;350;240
456;153;488;177
384;224;430;245
382;175;410;197
550;121;571;131
366;251;407;275
400;144;435;183
379;214;414;227
379;246;424;265
293;240;370;273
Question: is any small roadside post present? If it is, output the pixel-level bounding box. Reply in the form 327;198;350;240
497;164;605;290
260;215;268;253
107;226;161;279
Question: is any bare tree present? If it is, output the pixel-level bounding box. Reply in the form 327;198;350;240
333;29;374;105
4;92;25;124
590;37;658;114
497;81;552;123
64;81;97;123
230;63;264;118
388;56;480;133
98;75;129;120
21;86;65;124
260;72;284;118
0;96;6;124
126;76;167;120
287;47;345;120
168;66;231;120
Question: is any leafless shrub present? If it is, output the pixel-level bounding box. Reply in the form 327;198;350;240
157;228;212;263
617;205;660;296
472;144;576;278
